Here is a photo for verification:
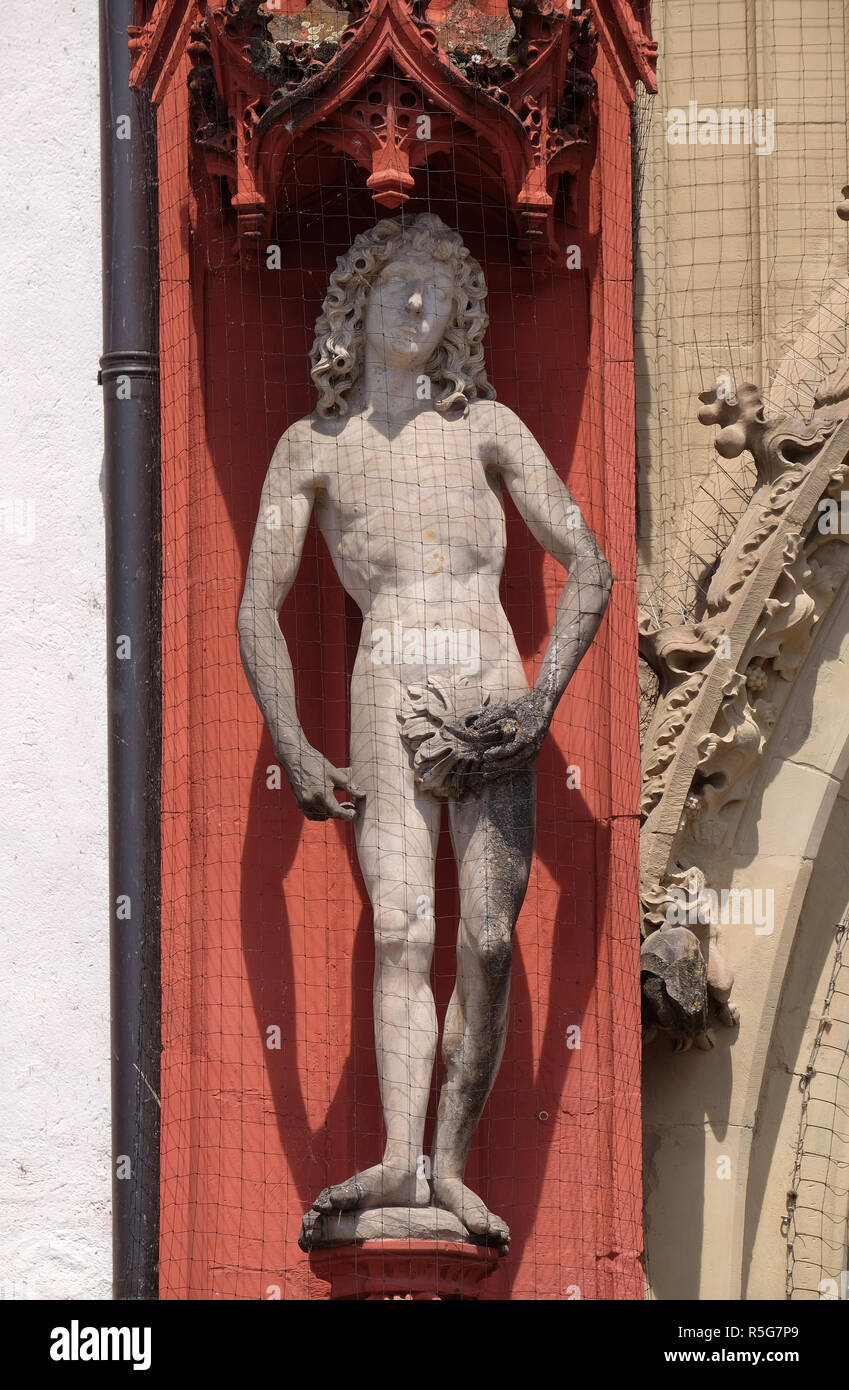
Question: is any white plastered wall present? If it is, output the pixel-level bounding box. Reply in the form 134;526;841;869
0;5;111;1297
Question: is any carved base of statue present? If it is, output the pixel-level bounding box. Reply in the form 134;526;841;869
304;1225;503;1301
301;1204;459;1249
299;1203;506;1251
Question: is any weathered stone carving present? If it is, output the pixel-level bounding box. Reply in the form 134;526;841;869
640;373;849;1049
641;924;710;1051
641;863;736;1050
238;213;612;1245
639;614;724;822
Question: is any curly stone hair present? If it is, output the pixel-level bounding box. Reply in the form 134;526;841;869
309;213;496;417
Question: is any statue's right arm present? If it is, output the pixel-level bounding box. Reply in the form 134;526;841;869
237;430;361;822
238;430;312;766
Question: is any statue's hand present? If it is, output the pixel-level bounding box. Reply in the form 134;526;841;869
470;690;551;779
281;741;364;821
398;681;551;797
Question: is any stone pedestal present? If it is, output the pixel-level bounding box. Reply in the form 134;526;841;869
302;1207;502;1299
308;1238;501;1301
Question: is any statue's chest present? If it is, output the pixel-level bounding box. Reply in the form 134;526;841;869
327;443;497;529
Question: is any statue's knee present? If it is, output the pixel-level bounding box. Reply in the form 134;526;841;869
475;919;513;981
373;905;432;973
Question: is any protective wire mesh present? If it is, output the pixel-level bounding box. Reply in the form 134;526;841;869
634;0;849;1301
634;1;849;627
785;921;849;1301
154;0;642;1300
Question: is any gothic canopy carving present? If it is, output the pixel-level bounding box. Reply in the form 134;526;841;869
130;0;656;264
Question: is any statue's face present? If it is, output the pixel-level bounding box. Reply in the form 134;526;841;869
363;251;456;371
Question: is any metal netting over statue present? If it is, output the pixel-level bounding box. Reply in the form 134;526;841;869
130;0;650;1301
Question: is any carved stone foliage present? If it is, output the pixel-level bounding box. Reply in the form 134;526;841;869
130;0;656;265
640;378;849;1050
641;389;840;823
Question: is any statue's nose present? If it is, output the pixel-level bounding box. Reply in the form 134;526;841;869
407;290;423;315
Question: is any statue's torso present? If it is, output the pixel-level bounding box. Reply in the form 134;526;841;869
296;405;529;701
311;410;503;609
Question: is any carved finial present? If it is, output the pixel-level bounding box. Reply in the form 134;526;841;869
697;381;768;460
699;379;838;483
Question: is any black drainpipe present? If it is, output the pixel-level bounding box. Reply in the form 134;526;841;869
99;0;161;1300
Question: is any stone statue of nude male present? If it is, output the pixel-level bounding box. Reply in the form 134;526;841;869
238;213;611;1249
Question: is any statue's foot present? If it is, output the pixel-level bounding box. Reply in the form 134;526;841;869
312;1162;429;1215
431;1176;510;1248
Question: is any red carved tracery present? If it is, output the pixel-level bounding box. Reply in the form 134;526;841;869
131;0;656;264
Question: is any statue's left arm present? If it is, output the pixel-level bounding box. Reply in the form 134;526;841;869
474;405;613;773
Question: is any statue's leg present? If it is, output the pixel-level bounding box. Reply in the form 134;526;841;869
430;768;535;1244
312;697;441;1216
